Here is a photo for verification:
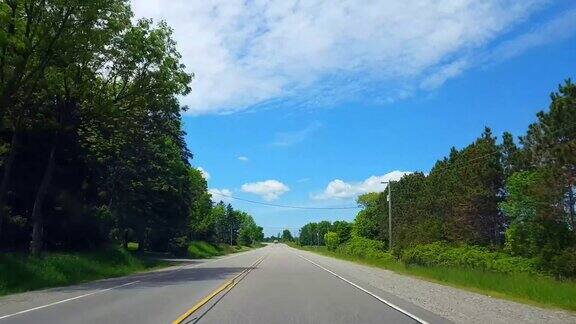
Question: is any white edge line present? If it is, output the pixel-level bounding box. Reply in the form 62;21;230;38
296;253;429;324
0;281;140;321
0;247;262;321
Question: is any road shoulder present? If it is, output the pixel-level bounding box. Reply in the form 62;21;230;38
291;246;576;324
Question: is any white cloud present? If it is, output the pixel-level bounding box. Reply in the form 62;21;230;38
314;170;411;200
208;188;232;203
422;7;576;88
129;0;549;114
241;179;290;201
485;7;576;63
420;59;469;90
238;156;249;162
272;122;322;147
196;167;211;180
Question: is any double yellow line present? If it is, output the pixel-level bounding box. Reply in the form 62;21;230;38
172;255;267;324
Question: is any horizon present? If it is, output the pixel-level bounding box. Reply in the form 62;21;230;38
131;0;576;236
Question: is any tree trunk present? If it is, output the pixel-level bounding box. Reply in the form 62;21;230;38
0;131;20;240
568;184;575;231
123;229;128;250
30;141;57;256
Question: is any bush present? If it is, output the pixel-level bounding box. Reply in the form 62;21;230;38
168;236;188;256
400;242;541;275
324;232;339;251
187;241;222;258
186;241;253;259
544;248;576;279
336;236;395;263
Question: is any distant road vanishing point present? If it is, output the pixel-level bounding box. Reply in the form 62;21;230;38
0;244;445;323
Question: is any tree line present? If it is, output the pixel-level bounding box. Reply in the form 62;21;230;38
298;80;575;273
0;0;262;255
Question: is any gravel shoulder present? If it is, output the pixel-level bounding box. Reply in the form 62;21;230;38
292;246;576;324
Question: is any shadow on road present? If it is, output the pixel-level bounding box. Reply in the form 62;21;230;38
46;266;249;294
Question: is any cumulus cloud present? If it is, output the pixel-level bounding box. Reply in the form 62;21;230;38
237;156;249;162
208;188;232;203
129;0;550;114
314;171;411;200
196;167;211;180
241;180;290;201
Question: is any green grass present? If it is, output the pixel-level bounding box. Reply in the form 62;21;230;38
186;241;260;259
0;249;167;297
292;244;576;311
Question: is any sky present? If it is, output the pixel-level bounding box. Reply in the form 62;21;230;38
130;0;576;236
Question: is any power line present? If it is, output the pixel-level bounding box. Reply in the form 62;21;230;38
210;191;360;210
428;123;576;176
211;125;575;211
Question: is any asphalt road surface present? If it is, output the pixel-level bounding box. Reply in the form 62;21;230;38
0;244;449;324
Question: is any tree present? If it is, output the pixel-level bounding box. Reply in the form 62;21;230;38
212;202;228;243
80;18;192;252
331;220;352;243
299;222;317;245
281;229;293;242
500;168;572;257
188;168;213;240
238;213;262;246
324;231;339;251
521;80;576;231
353;193;384;240
0;1;264;255
0;0;132;249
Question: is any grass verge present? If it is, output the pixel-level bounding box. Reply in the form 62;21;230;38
291;244;576;312
186;241;262;259
0;248;167;297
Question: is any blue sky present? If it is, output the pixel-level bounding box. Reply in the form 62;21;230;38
130;1;576;236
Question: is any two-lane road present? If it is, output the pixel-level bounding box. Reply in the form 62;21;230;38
0;244;448;323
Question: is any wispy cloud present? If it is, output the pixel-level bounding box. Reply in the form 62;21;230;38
419;7;576;90
271;122;322;147
486;7;576;63
130;0;553;114
237;156;249;162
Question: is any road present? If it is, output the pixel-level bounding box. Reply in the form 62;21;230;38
0;244;448;324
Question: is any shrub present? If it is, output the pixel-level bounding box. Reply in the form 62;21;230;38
168;236;188;256
324;232;340;251
400;242;541;275
187;241;222;258
543;248;576;279
336;236;395;263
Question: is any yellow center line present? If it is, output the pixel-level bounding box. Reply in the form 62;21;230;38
171;255;267;324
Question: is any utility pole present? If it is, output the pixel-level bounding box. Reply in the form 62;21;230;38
381;181;393;251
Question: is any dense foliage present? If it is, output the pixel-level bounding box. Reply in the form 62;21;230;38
299;220;347;246
324;231;339;251
400;242;540;275
0;1;262;255
298;80;576;278
281;229;294;242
